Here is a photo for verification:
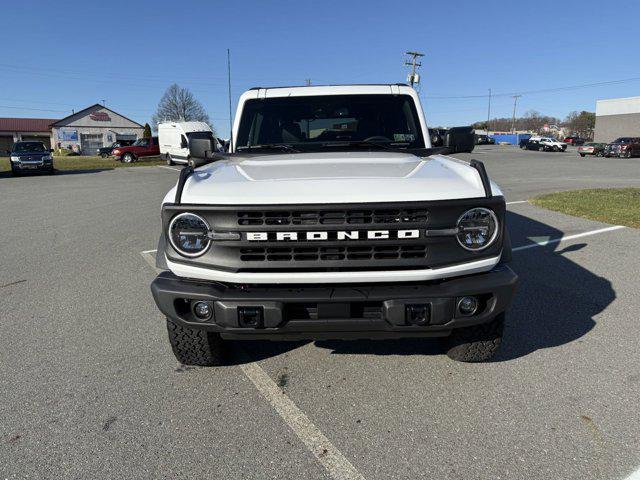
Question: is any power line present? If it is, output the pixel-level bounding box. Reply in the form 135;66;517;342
425;76;640;99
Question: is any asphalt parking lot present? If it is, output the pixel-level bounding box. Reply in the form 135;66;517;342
1;145;639;479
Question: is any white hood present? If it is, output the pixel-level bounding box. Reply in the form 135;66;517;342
166;151;500;205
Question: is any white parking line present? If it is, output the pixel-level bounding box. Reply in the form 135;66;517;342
624;467;640;480
138;250;366;479
513;225;625;252
157;165;181;171
240;362;366;480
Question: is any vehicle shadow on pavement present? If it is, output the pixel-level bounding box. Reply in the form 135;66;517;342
0;169;113;179
313;211;615;361
226;340;311;365
495;212;615;361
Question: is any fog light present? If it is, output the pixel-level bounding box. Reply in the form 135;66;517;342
405;304;431;325
457;296;479;316
193;301;213;320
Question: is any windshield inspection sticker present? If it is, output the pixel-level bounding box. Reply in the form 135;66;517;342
394;133;415;142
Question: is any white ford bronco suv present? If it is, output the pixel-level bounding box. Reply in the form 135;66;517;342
150;84;518;365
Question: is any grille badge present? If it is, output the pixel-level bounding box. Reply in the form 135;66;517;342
246;230;420;242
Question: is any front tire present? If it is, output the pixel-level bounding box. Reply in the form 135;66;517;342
122;153;135;163
579;153;585;157
166;154;175;166
445;313;505;362
101;153;108;159
166;318;226;366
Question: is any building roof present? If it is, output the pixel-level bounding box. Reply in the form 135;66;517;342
596;96;640;116
50;104;143;128
0;117;58;132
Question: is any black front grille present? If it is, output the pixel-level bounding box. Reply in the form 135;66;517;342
162;198;506;273
237;208;428;226
239;245;428;262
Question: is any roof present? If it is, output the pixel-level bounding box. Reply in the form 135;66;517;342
50;103;143;128
0;117;58;132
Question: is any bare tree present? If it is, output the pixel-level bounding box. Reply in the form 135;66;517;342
152;84;211;129
564;111;595;139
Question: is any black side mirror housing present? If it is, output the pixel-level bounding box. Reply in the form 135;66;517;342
188;132;219;166
445;126;475;153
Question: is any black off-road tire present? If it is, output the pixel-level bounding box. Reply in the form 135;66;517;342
166;318;226;366
445;313;505;362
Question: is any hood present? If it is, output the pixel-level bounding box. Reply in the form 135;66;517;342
170;151;499;205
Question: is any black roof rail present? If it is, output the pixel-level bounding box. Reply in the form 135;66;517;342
174;165;194;204
248;83;412;90
469;159;492;198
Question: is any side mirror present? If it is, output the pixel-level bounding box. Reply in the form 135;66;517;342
445;126;475;153
188;132;219;166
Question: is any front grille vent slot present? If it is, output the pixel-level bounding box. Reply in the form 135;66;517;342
237;209;428;226
239;245;427;262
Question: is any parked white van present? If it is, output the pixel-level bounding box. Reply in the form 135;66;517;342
158;121;220;165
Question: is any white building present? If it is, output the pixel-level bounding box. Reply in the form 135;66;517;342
51;104;144;155
594;96;640;142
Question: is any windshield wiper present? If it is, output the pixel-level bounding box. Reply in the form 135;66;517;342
237;144;300;153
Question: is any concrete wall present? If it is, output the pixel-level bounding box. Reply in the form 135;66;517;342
594;113;640;142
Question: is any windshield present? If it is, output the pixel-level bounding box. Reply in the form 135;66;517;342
12;142;46;153
236;94;425;151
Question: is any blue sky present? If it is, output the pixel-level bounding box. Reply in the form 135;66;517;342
2;0;639;136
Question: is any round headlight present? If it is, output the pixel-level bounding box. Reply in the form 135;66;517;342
168;213;211;257
456;208;499;251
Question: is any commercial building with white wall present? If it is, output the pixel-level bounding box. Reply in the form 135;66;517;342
594;96;640;142
51;104;144;155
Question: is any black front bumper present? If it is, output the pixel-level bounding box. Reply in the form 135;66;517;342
150;266;518;340
12;162;53;172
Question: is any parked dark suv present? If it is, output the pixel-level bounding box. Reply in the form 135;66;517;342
9;141;54;176
604;137;640;158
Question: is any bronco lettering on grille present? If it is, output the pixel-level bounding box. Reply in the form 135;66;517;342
245;230;420;241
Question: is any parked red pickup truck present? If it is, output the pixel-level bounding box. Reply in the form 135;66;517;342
111;137;160;163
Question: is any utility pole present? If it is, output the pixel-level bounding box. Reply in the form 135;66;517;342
511;95;521;133
227;48;233;149
404;51;424;87
305;78;312;86
486;88;491;135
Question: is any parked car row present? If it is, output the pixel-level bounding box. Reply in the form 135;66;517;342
519;136;568;152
